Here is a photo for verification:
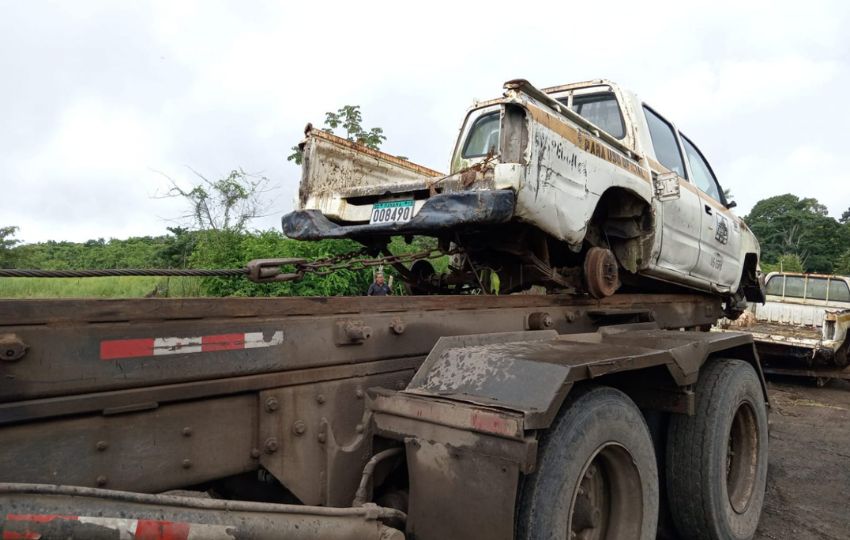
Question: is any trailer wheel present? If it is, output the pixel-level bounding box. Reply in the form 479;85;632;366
517;386;658;540
666;358;768;540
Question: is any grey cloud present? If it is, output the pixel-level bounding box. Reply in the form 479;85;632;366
3;0;850;243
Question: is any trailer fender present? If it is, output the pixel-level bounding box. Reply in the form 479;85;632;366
403;327;766;429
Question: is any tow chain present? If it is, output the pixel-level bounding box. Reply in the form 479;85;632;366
247;246;459;283
0;247;459;284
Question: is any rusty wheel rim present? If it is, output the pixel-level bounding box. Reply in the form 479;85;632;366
726;401;760;514
584;248;620;299
568;443;643;540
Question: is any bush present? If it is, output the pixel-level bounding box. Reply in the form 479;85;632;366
189;230;374;297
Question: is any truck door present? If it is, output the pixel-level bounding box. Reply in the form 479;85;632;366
643;107;702;275
680;135;743;289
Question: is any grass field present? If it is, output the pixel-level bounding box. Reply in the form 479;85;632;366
0;276;204;298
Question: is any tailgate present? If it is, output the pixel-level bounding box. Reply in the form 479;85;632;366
298;127;443;215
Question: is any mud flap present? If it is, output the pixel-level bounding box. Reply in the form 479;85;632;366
405;439;521;540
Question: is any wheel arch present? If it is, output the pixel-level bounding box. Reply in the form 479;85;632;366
740;252;766;303
587;186;656;273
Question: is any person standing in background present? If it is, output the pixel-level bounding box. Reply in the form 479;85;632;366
367;272;392;296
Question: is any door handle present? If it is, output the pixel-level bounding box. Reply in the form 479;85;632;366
704;205;713;215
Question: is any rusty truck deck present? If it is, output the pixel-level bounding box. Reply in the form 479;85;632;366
0;292;766;539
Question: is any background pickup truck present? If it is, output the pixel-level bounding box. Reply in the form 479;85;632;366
722;272;850;383
283;78;764;316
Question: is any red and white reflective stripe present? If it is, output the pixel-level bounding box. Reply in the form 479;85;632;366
3;514;234;540
100;331;284;360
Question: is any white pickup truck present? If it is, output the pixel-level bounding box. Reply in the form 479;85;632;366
728;272;850;380
282;79;764;315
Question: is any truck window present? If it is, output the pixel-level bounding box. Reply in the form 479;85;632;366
571;93;625;139
806;277;828;300
462;112;500;158
765;275;783;296
643;107;686;177
784;276;805;299
828;279;850;302
681;135;722;202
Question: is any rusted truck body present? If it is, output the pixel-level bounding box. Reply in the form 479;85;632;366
0;293;769;539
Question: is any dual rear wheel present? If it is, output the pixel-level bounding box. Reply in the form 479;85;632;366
517;359;768;540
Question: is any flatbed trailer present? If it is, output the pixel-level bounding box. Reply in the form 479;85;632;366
0;293;770;539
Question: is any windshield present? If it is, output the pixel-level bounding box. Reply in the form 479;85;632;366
462;112;500;158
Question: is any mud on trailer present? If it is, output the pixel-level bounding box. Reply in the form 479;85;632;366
0;293;768;539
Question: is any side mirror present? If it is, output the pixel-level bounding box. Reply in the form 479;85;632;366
725;200;737;209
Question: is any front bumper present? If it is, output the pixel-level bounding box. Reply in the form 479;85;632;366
282;190;516;241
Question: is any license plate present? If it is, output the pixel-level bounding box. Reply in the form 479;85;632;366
370;200;415;225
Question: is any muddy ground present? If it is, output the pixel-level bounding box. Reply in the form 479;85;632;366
755;377;850;539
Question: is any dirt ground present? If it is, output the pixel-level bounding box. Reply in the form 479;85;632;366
755;377;850;540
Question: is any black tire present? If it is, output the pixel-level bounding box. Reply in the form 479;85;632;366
666;358;768;540
517;386;659;540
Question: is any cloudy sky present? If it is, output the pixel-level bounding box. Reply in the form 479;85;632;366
3;0;849;243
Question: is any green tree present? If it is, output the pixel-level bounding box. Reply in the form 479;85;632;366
745;194;850;273
835;249;850;276
761;253;805;274
157;227;197;268
0;226;20;268
287;105;386;165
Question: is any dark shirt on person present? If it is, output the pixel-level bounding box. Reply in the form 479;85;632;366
367;282;391;296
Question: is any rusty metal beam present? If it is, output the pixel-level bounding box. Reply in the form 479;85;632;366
0;483;404;540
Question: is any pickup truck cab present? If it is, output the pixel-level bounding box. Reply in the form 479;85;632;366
282;79;764;314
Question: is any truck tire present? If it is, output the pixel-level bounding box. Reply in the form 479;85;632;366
666;358;768;540
516;386;659;540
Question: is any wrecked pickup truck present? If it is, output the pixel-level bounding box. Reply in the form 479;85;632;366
282;78;764;316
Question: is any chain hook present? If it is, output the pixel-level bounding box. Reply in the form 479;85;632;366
246;258;308;283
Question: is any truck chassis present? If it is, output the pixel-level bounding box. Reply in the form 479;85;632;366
0;293;769;539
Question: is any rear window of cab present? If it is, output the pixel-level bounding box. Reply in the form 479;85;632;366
765;275;850;302
556;92;625;140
